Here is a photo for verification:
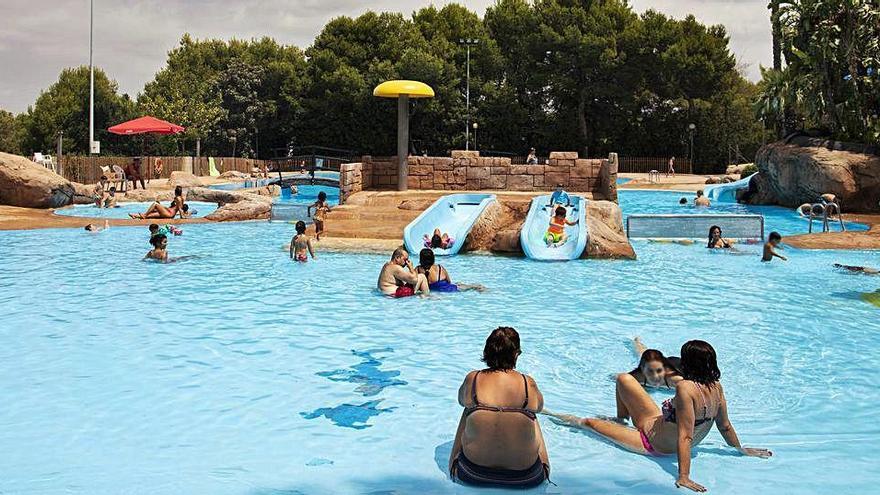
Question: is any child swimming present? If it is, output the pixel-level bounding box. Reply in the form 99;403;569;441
290;220;316;262
308;191;331;240
762;231;787;262
544;206;578;247
423;228;455;249
148;223;182;239
84;220;110;233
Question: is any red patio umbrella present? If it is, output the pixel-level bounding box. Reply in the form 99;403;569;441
108;116;185;135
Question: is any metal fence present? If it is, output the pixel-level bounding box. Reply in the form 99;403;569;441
626;214;764;240
618;156;693;175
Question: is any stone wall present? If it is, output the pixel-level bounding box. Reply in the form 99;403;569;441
339;162;364;204
357;151;619;201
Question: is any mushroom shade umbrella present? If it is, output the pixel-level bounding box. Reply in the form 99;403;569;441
373;80;434;191
108;116;185;135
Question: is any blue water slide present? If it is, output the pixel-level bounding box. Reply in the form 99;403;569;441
403;193;497;256
705;173;757;203
520;195;589;261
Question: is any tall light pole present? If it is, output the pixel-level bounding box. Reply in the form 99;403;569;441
89;0;95;155
458;38;479;151
688;123;696;169
472;122;478;151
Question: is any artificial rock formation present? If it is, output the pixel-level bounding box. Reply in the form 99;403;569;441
186;187;273;222
0;152;76;208
462;198;635;259
748;137;880;212
167;171;204;188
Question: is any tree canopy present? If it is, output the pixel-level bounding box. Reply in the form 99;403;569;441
6;1;803;172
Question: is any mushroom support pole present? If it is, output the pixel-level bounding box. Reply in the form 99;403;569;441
397;94;409;191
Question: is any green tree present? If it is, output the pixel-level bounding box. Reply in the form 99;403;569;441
19;66;135;155
0;109;22;154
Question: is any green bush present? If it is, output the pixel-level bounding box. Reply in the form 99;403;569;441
740;163;758;177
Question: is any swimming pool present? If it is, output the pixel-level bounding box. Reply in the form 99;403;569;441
54;201;219;219
2;192;878;494
618;190;868;236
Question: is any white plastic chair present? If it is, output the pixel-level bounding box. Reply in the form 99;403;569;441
112;165;127;192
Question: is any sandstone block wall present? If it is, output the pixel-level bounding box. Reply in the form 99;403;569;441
355;151;618;201
339;162;363;204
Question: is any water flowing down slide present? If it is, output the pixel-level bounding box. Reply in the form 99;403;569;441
704;173;757;203
403;194;497;256
520;195;589;261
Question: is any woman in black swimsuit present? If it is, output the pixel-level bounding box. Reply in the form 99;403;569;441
449;327;550;488
707;225;732;249
547;340;771;492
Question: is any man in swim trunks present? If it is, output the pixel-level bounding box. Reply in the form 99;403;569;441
377;247;430;297
694;190;710;207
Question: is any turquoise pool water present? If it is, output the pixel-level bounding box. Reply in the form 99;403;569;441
2;192;879;494
619;190;867;236
54;201;219;219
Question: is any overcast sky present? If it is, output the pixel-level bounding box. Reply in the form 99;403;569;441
0;1;771;113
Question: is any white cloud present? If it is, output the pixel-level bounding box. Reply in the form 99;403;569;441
0;0;771;113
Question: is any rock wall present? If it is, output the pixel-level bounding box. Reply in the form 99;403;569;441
748;138;880;212
360;151;618;201
339;162;363;204
0;152;76;208
461;197;635;259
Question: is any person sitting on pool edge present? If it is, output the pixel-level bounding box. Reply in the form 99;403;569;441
290;220;316;262
416;248;485;292
694;190;710;207
377;247;430;297
423;228;455;249
545;206;578;247
762;232;787;262
449;327;550;488
627;337;682;390
546;340;771;492
549;183;570;209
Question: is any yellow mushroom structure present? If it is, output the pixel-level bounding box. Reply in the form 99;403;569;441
373;80;435;191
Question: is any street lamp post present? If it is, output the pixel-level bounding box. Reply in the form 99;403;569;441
88;0;95;155
458;38;479;151
688;123;696;170
472;122;479;151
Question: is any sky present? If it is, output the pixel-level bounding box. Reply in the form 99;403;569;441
0;1;772;114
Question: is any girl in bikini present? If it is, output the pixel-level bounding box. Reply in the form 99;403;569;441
289;221;316;262
546;340;771;492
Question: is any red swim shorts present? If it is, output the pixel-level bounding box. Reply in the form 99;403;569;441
394;285;415;298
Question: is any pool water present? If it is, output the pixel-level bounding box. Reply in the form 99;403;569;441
54;201;219;219
2;192;879;494
619;190;867;236
278;184;340;206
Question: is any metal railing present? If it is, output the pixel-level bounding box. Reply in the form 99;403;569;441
618;157;693;175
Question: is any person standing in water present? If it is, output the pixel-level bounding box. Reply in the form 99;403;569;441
546;340;771;492
290;220;316;262
308;191;331;240
762;232;787;262
694;190;710;207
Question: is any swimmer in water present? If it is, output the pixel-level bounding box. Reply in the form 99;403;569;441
833;263;879;275
694;190;710;207
707;225;733;249
679;197;688;205
84;220;110;233
290;220;316;262
762;232;787;262
144;234;168;262
627;337;683;391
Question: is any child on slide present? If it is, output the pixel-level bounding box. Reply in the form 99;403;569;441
544;206;578;247
423;228;455;249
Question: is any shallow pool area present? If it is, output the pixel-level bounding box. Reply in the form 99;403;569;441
619;189;867;236
3;190;879;494
54;201;219;219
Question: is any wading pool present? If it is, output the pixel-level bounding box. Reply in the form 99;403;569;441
2;191;878;494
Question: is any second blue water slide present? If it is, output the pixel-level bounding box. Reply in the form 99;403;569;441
520;195;589;261
705;173;757;203
403;193;497;256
